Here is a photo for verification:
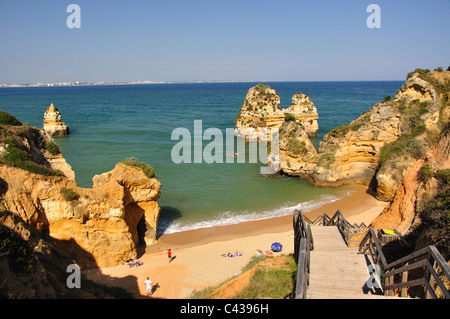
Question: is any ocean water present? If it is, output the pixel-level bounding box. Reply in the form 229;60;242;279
0;81;403;235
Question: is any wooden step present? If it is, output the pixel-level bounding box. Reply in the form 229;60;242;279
306;225;386;299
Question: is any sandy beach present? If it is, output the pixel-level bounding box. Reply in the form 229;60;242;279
83;184;388;299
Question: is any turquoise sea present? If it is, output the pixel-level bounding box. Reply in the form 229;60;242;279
0;81;403;235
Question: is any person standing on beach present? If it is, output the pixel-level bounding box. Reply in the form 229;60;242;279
167;249;172;263
144;277;153;296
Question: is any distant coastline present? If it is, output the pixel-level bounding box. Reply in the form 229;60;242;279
0;80;263;88
0;79;403;88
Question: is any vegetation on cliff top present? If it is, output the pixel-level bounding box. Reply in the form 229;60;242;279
0;111;22;126
378;70;449;184
121;157;156;178
417;168;450;260
60;187;80;201
191;255;298;299
0;115;64;176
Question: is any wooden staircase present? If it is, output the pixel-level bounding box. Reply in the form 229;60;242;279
307;225;387;299
294;210;450;299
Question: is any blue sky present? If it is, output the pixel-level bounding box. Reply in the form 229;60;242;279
0;0;449;83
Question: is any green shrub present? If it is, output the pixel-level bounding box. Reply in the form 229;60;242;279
419;107;429;115
419;183;449;260
254;83;269;94
284;113;296;122
384;96;392;101
406;68;431;80
351;123;363;132
419;164;433;182
121;157;156;178
3;145;28;164
0;111;22;126
4;135;16;146
60;187;80;201
406;139;425;159
0;224;36;273
380;133;425;166
317;153;336;169
2;144;63;176
287;139;308;155
329;124;349;138
46;141;60;156
435;169;450;184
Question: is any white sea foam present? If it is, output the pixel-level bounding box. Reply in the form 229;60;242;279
158;191;350;235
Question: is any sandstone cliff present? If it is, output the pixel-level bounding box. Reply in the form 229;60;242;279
43;103;70;137
234;84;319;142
267;120;317;179
370;122;450;237
267;71;449;198
0;209;135;298
0;117;161;268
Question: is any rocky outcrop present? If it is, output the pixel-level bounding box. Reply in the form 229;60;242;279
266;71;449;197
286;93;319;135
0;209;134;298
0;162;161;268
370;122;450;234
0;120;161;268
374;72;447;201
267;121;317;179
234;84;319;142
43;103;70;137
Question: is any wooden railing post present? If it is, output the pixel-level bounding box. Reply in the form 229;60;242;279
425;256;437;299
295;239;307;299
401;262;408;298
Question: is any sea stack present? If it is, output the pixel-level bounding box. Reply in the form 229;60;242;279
234;84;319;142
43;103;70;136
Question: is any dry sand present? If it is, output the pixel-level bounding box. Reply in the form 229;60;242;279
83;184;388;299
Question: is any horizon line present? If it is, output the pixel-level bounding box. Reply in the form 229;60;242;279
0;79;405;88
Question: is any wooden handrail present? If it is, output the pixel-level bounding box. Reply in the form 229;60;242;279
293;209;449;299
293;210;312;299
383;245;450;298
295;238;310;299
359;228;388;267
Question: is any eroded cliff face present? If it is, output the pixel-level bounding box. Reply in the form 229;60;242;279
234;84;319;142
370;122;450;233
267;121;317;179
0;122;161;268
264;72;449;198
0;163;161;268
374;71;448;201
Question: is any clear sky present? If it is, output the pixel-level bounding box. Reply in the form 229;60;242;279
0;0;449;83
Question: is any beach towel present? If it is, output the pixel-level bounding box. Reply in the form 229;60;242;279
381;229;397;236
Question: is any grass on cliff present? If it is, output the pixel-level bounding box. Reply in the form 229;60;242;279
0;223;37;275
191;255;298;299
121;157;156;178
1;116;64;176
415;166;450;260
328;123;349;138
46;141;60;156
60;187;80;201
0;111;22;126
2;140;64;176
